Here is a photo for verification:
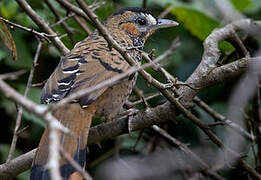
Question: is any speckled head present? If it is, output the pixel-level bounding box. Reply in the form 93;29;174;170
105;7;179;46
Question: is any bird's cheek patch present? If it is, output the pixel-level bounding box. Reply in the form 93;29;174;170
121;23;140;36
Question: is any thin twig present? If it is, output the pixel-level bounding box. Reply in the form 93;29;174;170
56;0;92;24
60;148;93;180
0;81;68;180
0;70;26;80
252;91;261;165
51;13;76;28
158;5;175;19
45;0;76;44
0;17;54;42
15;0;69;54
6;40;42;163
193;96;256;142
152;125;225;180
47;127;61;180
125;93;162;108
227;31;249;58
73;16;92;34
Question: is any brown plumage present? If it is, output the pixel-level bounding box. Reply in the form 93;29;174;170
30;7;178;180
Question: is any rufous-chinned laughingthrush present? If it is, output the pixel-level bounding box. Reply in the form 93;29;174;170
30;7;178;180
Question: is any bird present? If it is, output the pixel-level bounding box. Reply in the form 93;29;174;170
30;7;178;180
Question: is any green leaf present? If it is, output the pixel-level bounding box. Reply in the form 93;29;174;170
0;49;7;61
0;144;22;163
17;84;41;104
219;41;234;53
0;1;18;19
171;7;220;41
4;31;33;69
229;0;252;11
23;110;45;127
0;98;16;116
17;170;30;180
16;84;45;127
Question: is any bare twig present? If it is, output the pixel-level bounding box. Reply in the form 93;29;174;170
152;125;225;180
0;79;68;180
0;70;26;80
6;41;42;163
227;32;249;58
51;13;76;28
125;93;162;108
47;128;61;180
45;0;76;44
15;0;69;54
56;0;92;24
178;19;253;104
193;96;255;141
0;17;53;42
60;148;93;180
252;91;261;165
158;5;175;19
0;149;37;178
73;16;92;34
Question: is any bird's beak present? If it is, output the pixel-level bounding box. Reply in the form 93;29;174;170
152;19;179;30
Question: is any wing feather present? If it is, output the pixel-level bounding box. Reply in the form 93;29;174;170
41;35;130;108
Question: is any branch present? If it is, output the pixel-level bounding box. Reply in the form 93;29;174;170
0;55;254;178
178;19;253;104
15;0;69;54
194;96;255;141
60;148;92;180
0;79;68;179
0;149;37;178
152;125;225;180
45;0;76;44
6;40;42;163
0;17;54;42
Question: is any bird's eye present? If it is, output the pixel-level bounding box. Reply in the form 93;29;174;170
136;18;147;26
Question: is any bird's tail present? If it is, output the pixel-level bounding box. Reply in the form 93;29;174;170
30;103;96;180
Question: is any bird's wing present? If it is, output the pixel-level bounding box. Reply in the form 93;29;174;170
41;35;130;107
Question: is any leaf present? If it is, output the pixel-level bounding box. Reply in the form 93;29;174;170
229;0;252;11
17;84;45;127
0;1;19;19
4;31;33;69
23;110;45;127
171;7;220;41
0;19;17;60
17;84;41;104
219;41;234;53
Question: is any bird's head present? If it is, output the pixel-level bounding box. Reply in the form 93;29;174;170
104;7;178;47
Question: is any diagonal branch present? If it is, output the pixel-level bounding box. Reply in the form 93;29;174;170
6;40;42;163
15;0;69;54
